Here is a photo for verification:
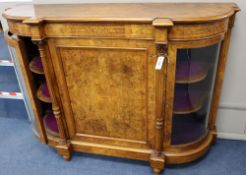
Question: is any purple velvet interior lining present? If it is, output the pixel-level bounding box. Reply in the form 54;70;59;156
176;61;208;81
44;113;59;133
172;60;209;144
41;83;50;97
33;56;43;70
174;88;205;112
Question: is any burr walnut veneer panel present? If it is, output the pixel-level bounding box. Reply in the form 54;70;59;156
54;45;155;148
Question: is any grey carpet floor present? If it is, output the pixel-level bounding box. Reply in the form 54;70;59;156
0;117;246;175
0;66;20;92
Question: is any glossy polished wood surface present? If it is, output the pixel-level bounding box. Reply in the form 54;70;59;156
3;3;239;23
3;3;239;175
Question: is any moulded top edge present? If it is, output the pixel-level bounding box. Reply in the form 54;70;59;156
2;3;240;24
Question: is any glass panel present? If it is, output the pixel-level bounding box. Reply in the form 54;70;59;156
0;32;12;60
9;46;39;132
9;47;34;120
172;43;220;145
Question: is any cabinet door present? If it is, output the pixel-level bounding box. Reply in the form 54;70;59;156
48;38;157;149
170;40;221;145
4;32;47;143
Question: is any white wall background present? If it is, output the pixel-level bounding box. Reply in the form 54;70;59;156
1;0;246;140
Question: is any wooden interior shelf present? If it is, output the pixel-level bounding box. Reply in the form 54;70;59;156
174;87;208;114
29;56;44;75
37;82;51;103
176;61;211;84
43;111;59;137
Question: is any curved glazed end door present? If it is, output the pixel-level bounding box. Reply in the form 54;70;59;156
164;33;225;164
171;42;221;145
4;32;47;144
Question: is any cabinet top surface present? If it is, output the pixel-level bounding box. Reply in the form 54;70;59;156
3;3;239;23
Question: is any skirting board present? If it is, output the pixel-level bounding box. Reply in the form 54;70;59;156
219;103;246;111
217;132;246;141
217;104;246;141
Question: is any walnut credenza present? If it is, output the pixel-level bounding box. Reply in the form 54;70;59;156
3;3;239;174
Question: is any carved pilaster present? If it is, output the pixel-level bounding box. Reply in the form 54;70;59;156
150;18;173;175
154;44;167;154
52;107;66;145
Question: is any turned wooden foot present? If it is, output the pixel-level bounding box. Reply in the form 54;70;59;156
153;168;161;175
150;152;165;175
56;143;72;161
63;154;71;161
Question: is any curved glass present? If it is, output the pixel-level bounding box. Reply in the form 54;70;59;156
172;43;221;145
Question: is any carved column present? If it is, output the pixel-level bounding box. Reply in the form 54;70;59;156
34;40;72;160
150;18;173;175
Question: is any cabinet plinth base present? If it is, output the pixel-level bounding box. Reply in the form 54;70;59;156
165;132;214;164
41;131;215;173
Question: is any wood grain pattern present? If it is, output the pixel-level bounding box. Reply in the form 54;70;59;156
45;22;154;39
3;3;239;23
47;37;158;149
164;44;177;147
6;20;230;42
165;133;214;164
169;19;229;41
7;20;31;36
3;3;239;175
61;47;148;141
